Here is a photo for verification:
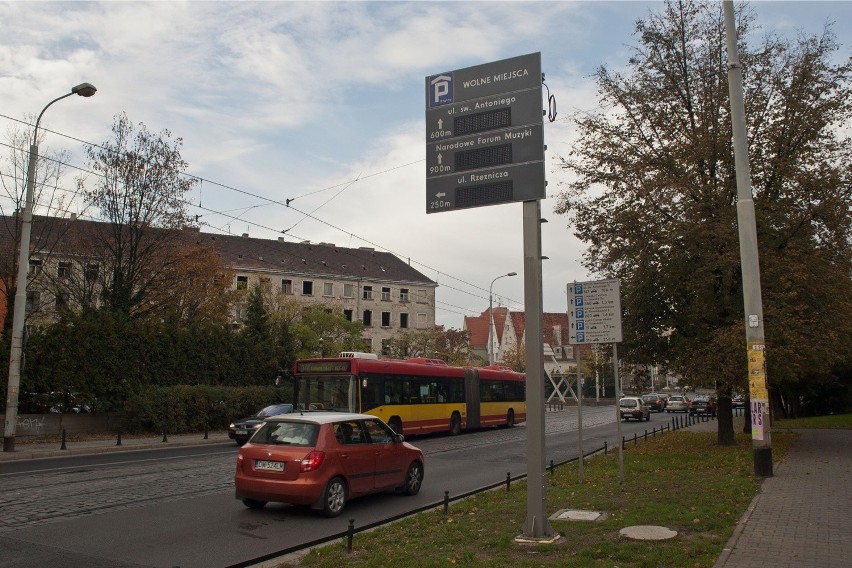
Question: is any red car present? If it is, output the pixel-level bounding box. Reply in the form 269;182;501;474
235;412;425;517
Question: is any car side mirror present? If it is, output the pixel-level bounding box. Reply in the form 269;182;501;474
393;433;405;443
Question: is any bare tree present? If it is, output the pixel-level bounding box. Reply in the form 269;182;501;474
77;112;198;316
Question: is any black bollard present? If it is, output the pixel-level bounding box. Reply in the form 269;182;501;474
60;428;67;450
116;428;122;446
162;428;168;443
604;441;608;456
549;459;554;476
506;472;511;491
204;424;209;440
444;491;449;515
347;519;354;553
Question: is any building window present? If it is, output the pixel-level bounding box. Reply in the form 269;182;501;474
302;281;313;295
55;292;70;310
417;289;428;304
381;338;391;356
400;313;409;329
381;287;391;301
343;309;353;321
363;310;372;326
85;263;99;283
28;259;43;275
323;282;334;297
417;313;427;329
236;275;248;290
400;288;409;302
381;311;391;327
343;283;354;298
281;279;293;294
26;291;40;311
363;285;373;300
58;261;72;278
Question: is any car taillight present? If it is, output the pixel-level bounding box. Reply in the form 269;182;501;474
300;450;325;473
237;453;245;473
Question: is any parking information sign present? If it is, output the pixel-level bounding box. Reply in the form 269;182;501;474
567;279;623;344
425;53;544;213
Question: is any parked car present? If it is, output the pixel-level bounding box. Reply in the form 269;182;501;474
228;403;294;445
619;397;651;421
234;412;425;517
666;395;690;413
689;395;717;417
732;395;746;408
641;393;666;412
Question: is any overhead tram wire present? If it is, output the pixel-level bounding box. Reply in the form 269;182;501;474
0;116;524;311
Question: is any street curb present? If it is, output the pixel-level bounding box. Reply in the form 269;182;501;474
0;436;232;462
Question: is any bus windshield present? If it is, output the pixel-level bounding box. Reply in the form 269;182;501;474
295;374;356;412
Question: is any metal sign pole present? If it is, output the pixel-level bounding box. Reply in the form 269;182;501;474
519;199;554;540
614;343;624;483
577;346;584;483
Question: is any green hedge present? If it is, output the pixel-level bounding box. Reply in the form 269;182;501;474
119;384;294;433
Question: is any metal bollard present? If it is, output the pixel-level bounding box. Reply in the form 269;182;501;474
506;472;511;491
347;519;355;553
116;428;122;446
204;423;209;440
604;441;608;455
549;459;554;476
444;491;449;515
162;428;168;443
60;428;67;450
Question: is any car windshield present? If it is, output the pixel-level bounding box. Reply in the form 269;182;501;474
253;421;318;445
620;399;637;408
256;404;294;418
670;396;684;401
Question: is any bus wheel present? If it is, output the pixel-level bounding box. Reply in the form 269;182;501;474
506;409;515;428
449;412;462;436
389;417;403;436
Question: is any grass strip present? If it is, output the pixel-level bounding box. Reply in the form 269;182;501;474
285;428;803;568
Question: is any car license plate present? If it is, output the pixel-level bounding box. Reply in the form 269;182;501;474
255;460;284;472
236;429;248;436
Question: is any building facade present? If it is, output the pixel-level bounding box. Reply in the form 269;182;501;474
0;215;437;353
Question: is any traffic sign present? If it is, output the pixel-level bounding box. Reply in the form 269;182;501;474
568;279;623;344
425;53;544;213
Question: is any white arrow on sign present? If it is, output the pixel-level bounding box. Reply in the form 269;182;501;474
438;119;444;129
437;153;443;165
436;192;446;198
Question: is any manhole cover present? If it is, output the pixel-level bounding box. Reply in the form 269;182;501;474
550;509;604;521
620;525;678;540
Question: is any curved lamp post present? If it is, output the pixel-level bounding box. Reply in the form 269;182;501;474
4;83;97;453
488;271;517;365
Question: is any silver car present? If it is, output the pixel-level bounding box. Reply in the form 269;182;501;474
666;395;690;413
619;397;651;421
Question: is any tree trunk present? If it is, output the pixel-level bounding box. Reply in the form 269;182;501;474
716;395;736;446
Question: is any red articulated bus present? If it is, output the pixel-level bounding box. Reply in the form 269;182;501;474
292;352;526;437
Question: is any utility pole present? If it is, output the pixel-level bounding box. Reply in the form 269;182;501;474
723;0;772;476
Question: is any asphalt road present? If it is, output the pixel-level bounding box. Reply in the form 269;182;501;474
0;405;667;568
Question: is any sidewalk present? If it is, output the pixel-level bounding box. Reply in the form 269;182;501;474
683;415;851;567
713;427;852;568
0;430;232;462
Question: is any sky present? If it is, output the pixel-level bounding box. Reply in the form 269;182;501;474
1;0;850;330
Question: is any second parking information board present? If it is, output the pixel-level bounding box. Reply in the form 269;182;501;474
568;279;623;344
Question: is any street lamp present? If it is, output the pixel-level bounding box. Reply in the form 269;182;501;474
488;271;517;365
4;83;97;453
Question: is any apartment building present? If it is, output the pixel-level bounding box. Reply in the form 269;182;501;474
201;230;437;353
0;215;437;353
